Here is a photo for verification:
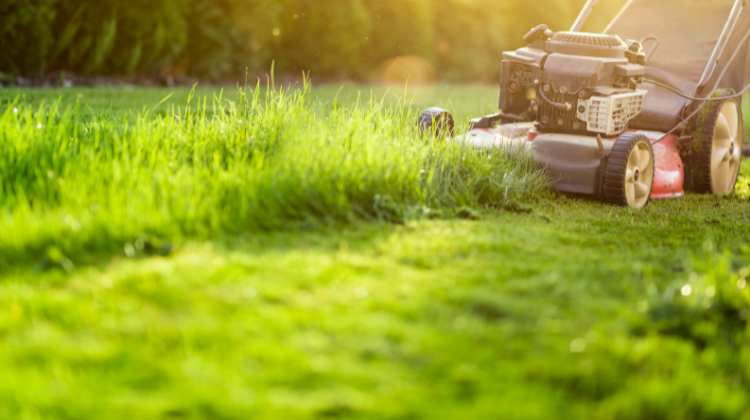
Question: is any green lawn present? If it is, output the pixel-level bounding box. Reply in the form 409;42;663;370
0;84;500;122
1;85;750;420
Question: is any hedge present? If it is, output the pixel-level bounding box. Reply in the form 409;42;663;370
0;0;57;76
0;0;626;81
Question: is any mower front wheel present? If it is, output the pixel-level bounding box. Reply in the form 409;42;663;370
603;133;655;209
418;108;455;138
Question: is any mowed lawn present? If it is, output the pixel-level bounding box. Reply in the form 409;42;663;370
1;85;750;420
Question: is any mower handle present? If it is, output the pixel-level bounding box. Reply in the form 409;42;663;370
571;0;599;32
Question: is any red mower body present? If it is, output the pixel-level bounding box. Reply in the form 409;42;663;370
462;124;685;200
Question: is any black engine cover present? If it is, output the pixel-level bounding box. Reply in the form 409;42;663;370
499;31;646;137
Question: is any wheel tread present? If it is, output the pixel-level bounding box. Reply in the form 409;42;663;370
690;93;742;194
602;132;654;208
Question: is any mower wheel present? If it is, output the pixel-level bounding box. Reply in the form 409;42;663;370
602;133;655;209
691;96;743;195
418;108;455;138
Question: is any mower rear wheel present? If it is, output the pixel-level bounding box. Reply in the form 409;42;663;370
691;97;743;195
418;108;455;138
603;133;655;208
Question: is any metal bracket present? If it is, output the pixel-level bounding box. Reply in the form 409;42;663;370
595;134;605;158
468;113;524;130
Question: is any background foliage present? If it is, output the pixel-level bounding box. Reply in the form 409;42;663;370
0;0;626;81
0;0;57;76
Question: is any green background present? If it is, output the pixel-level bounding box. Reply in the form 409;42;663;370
0;0;627;81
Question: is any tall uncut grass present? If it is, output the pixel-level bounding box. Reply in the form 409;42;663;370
0;83;549;269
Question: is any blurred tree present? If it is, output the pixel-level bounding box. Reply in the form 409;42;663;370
183;0;246;80
278;0;372;80
431;0;510;82
49;0;187;74
361;0;434;70
0;0;57;75
230;0;285;77
0;0;629;81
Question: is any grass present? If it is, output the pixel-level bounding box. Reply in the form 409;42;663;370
1;84;750;419
0;84;500;121
0;83;545;268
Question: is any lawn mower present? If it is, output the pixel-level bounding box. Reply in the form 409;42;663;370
420;0;750;208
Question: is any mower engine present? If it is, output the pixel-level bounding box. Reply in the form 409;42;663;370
500;26;647;137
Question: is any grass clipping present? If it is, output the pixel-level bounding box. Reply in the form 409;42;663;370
0;83;549;267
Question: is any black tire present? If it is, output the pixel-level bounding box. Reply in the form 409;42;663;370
603;133;655;208
689;93;743;194
418;108;455;138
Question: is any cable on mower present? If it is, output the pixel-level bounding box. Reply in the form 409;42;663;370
538;86;573;112
644;79;750;102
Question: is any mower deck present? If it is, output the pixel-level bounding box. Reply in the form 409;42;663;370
455;124;685;200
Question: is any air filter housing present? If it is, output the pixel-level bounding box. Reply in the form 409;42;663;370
547;32;626;58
